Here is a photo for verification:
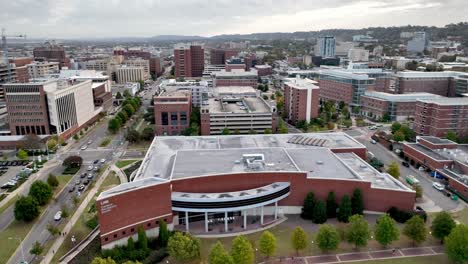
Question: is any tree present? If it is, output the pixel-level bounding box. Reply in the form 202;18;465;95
17;149;28;160
403;216;427;245
63;155;83;168
208;242;234;264
73;134;79;140
391;122;402;133
20;134;42;150
127;237;135;251
167;232;200;262
29;241;44;258
125;129;141;143
141;127;154;141
47;138;58;151
123;89;131;98
91;257;117;264
337;195;352;223
264;128;272;134
116;92;123;100
259;231;276;259
312;200;327;224
61;205;69;218
386;162;401;179
108;118;122;134
393;130;405;142
158;221;169;247
413;185;423;199
301;192;315;220
137;226;148;251
326;191;338;218
346;214;370;248
381;112;391;122
47;174;59;188
351;188;364;215
431;212;456;243
316;224;340;252
47;223;61;236
374;214;399;248
230;235;254;264
221;127;230;135
291;226;307;256
444;224;468;264
117;111;128;123
14;196;40;222
29;180;53;206
445;131;458;143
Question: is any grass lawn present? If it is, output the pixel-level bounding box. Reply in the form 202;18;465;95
98;171;120;193
354;255;449;264
0;195;18;215
115;159;137;168
127;141;151;151
452;207;468;225
99;137;112;147
0;220;37;263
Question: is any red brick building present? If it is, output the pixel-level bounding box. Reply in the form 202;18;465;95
174;43;204;78
33;42;69;69
92;83;113;111
413;98;468;138
254;65;273;77
9;57;33;67
149;57;163;77
96;133;415;249
154;90;191;135
114;48;151;60
214;69;258;88
210;48;239;65
393;71;462;96
284;77;320;124
402;136;468;201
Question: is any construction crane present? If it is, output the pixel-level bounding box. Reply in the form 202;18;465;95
1;28;27;83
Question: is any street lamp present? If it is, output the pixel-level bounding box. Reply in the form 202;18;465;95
9;237;25;263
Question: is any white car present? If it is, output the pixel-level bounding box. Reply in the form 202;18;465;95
87;140;93;145
100;158;106;164
432;182;445;191
87;165;93;171
80;145;87;150
54;211;62;221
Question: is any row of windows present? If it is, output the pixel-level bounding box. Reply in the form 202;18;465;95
4;86;41;93
7;105;43;110
15;125;47;135
6;95;41;103
8;112;44;116
103;218;168;242
161;112;187;126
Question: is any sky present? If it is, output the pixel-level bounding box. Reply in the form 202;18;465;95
0;0;466;38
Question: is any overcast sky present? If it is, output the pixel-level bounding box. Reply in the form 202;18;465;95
0;0;466;38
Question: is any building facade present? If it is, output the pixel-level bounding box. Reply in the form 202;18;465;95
123;59;150;80
174;43;204;78
116;66;145;84
214;69;258;88
283;77;320;124
393;71;462;96
27;62;60;79
154;90;192;136
318;36;336;58
210;48;239;65
33;42;68;68
347;48;369;62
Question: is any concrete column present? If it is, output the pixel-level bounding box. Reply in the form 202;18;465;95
205;212;208;233
261;206;264;225
243;210;247;230
225;211;228;232
275;201;278;220
185;211;189;232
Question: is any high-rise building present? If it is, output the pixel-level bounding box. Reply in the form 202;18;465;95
33;41;69;68
154;90;192;136
454;74;468;96
174;43;204;78
283;76;320;124
149;56;164;77
318;36;336;58
210;48;239;65
407;32;429;54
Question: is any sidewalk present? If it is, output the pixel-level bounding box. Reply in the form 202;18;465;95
40;165;112;264
261;246;444;264
111;164;128;184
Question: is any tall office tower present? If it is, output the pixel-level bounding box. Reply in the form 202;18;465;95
318;36;336;58
174;43;204;78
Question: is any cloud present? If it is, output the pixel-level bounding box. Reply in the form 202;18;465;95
0;0;465;38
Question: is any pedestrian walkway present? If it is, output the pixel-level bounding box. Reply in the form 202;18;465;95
262;246;444;264
111;164;128;183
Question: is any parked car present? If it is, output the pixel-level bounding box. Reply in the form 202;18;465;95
78;184;85;191
419;166;426;171
432;182;445;191
80;173;86;178
68;186;75;192
87;165;93;171
100;159;106;164
87;140;93;145
93;166;99;172
83;179;89;185
81;145;87;150
75;179;81;185
93;160;99;164
371;140;377;144
54;211;62;221
87;173;94;179
401;161;410;167
405;175;420;185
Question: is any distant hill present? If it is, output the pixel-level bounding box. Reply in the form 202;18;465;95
149;35;207;41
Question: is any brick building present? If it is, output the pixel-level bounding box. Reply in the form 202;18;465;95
154;90;191;136
393;71;463;96
210;48;239;65
174;43;204;78
283;76;320;124
214;69;258;88
96;133;415;249
254;65;273;77
114;48;151;60
33;42;69;68
149;56;163;77
413;97;468;138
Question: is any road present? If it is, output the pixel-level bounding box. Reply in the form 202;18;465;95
347;128;460;211
7;119;122;264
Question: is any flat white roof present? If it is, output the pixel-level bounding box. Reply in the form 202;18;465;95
417;97;468;106
363;92;442;102
284;77;319;90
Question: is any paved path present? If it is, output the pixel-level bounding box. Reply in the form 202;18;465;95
262;246;444;264
111;164;128;183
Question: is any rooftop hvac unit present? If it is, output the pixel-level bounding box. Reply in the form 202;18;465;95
316;160;324;165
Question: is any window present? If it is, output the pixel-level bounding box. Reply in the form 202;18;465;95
105;237;108;241
131;228;135;232
171;112;178;125
180;112;187;125
113;234;117;238
156;220;159;225
122;231;126;235
161;112;168;126
164;218;167;222
147;222;151;227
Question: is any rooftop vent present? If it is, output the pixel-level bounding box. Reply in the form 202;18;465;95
316;160;324;165
219;193;233;198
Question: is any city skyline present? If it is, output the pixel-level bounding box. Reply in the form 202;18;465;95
0;0;466;38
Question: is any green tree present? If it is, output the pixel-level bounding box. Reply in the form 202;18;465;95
47;223;61;236
351;188;364;215
230;235;254;264
137;226;148;251
221;127;230;135
445;131;458;143
29;180;53;206
337;195;352;223
259;231;276;259
312;200;327;224
444;224;468;264
14;196;40;222
291;226;307;256
346;214;370;248
123;89;131;98
123;104;135;116
127;237;135;251
431;212;456;243
158;221;170;247
73;134;79;140
316;224;340;252
413;185;423;199
168;232;200;262
141;127;154;141
61;205;69;218
391;122;402;133
63;155;83;168
91;257;117;264
393;130;405;142
386;162;401;179
301;192;315;220
47;138;58;151
208;241;234;264
403;216;427;246
29;241;44;258
264;128;272;134
374;214;399;248
116;92;123;100
117;111;128;123
125;129;141;143
326;191;338;218
47;174;59;188
17;149;28;160
108;118;122;134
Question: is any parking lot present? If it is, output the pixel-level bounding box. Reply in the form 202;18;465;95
0;161;33;194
